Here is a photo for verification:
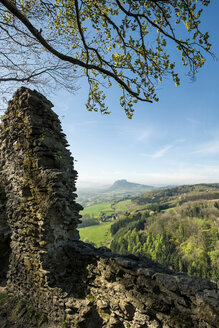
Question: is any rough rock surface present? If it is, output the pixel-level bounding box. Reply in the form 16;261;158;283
0;182;10;282
0;87;218;328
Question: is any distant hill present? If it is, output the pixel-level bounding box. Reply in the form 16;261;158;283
133;182;219;206
107;179;154;193
78;179;155;206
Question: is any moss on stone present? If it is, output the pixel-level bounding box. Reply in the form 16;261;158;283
37;312;48;326
86;293;95;302
98;308;111;322
0;293;10;307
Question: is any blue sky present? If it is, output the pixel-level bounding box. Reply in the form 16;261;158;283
51;1;219;188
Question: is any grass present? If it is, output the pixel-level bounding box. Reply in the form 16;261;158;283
81;198;148;219
113;199;132;211
113;199;148;212
79;222;112;247
81;201;114;217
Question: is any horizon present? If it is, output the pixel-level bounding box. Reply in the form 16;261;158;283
76;178;219;191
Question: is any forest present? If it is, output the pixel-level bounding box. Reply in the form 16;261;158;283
80;183;219;284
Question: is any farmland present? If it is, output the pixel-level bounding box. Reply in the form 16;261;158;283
79;222;112;247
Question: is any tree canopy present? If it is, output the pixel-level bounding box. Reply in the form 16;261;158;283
0;0;212;117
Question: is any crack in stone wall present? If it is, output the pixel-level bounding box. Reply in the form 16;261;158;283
0;87;218;328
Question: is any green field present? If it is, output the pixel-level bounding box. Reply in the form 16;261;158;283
81;201;114;217
113;199;147;212
81;198;148;220
79;222;112;247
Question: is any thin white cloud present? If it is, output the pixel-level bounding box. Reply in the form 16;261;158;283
77;161;219;186
193;140;219;155
119;125;154;143
139;144;174;159
138;129;153;142
128;163;219;185
152;144;173;159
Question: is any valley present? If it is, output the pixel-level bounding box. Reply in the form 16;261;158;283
79;181;219;284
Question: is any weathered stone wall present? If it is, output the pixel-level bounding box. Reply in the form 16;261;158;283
0;181;10;281
0;87;82;320
0;88;218;328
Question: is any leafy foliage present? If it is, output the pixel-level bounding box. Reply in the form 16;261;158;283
111;200;219;283
0;0;212;117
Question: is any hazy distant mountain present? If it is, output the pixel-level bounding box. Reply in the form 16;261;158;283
106;179;154;193
77;179;155;206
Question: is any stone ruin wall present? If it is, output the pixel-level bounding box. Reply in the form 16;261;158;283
0;87;218;328
0;181;10;281
0;87;83;320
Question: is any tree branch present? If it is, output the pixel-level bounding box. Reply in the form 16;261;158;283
0;67;56;82
0;0;152;102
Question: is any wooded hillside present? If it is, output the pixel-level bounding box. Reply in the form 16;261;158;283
110;184;219;284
